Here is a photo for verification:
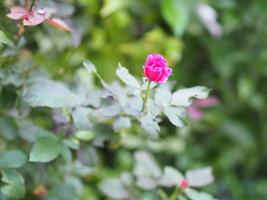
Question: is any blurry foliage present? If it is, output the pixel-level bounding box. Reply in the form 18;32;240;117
0;0;267;199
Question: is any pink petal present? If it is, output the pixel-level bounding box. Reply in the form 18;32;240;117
46;18;71;32
23;11;46;26
187;106;203;121
6;6;28;20
192;96;219;108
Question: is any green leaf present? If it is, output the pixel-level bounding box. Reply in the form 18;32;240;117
100;0;129;17
171;86;211;107
29;137;61;163
97;104;122;117
98;178;130;199
72;107;93;130
116;64;140;89
75;131;95;141
164;107;187;127
0;117;17;141
185;188;216;200
158;166;184;187
61;144;72;163
134;151;161;178
113;117;131;131
1;169;25;199
139;114;160;139
23;79;77;108
139;113;160;139
185;167;214;187
0;150;27;169
155;87;172;108
83;60;96;73
160;0;192;36
0;31;14;46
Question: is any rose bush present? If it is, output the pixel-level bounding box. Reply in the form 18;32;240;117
1;0;265;199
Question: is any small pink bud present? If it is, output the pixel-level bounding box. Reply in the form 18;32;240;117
144;54;172;84
179;179;189;189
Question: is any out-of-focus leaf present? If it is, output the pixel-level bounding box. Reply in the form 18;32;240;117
113;116;131;131
75;131;95;141
0;31;14;46
0;150;27;169
134;151;161;178
61;144;72;163
1;169;25;199
97;104;122;117
171;86;210;107
185;188;216;200
0;117;17;141
83;60;96;73
158;166;184;187
186;167;214;187
155;87;172;108
98;178;130;199
72;107;93;130
116;64;140;89
100;0;128;17
160;0;191;35
24;79;77;108
136;177;157;190
29;137;61;163
139;113;160;139
164;107;187;127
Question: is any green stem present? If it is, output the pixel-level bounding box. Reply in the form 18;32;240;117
30;0;36;11
168;186;180;200
142;80;152;113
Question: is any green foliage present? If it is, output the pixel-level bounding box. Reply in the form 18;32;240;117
29;137;61;162
1;0;267;199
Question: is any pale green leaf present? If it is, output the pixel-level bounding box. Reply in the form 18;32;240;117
134;151;161;178
72;107;92;130
171;86;211;107
185;167;214;187
24;79;77;108
139;114;160;139
1;169;25;199
83;60;96;73
0;117;17;141
185;188;216;200
164;107;187;127
98;178;130;199
100;0;129;17
0;31;14;46
97;104;122;117
29;137;61;163
0;150;27;169
75;131;95;141
160;0;192;36
158;166;184;187
113;117;131;131
155;87;172;108
116;64;140;89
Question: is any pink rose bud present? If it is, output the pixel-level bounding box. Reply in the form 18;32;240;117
179;179;189;189
144;54;172;84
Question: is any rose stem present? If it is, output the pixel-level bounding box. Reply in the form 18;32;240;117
142;80;152;113
30;0;36;11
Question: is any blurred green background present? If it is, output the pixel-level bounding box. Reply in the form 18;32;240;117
1;0;267;199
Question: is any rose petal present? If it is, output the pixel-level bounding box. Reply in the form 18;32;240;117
6;6;28;20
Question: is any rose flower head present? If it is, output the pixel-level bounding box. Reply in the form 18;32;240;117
144;54;172;84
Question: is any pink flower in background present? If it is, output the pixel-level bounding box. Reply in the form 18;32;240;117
179;179;189;189
7;6;46;26
6;3;71;32
187;96;219;121
144;54;172;84
196;3;223;38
